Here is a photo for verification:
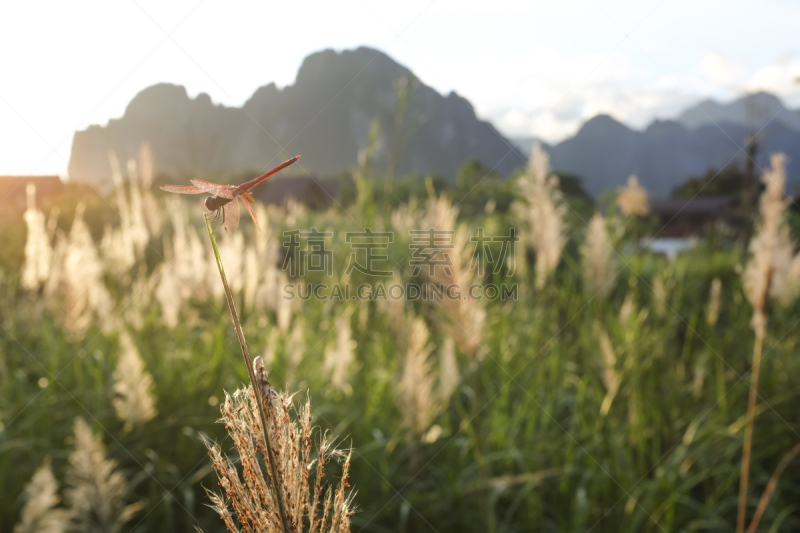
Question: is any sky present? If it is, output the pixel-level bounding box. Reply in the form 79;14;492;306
1;0;799;177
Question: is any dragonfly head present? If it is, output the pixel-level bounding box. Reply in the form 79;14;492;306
204;196;216;211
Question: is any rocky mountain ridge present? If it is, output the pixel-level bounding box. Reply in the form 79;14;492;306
68;47;525;184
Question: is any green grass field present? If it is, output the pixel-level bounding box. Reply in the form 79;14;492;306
2;159;800;532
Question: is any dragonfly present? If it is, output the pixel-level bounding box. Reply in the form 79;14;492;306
160;155;300;234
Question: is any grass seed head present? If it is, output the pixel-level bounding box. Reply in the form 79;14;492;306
21;183;54;292
205;385;355;532
617;175;650;216
743;153;795;318
112;332;158;432
706;277;722;326
514;143;567;289
581;212;616;296
14;457;69;533
66;418;140;532
324;309;356;392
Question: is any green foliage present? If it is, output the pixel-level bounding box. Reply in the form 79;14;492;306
671;163;750;200
452;159;516;217
2;179;800;533
553;171;594;205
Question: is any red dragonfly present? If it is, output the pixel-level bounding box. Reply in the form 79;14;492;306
160;156;300;233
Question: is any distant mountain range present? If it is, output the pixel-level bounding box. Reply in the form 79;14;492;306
68;47;524;185
676;91;800;132
68;46;800;197
520;91;800;196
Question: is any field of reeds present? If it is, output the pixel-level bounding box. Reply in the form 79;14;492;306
3;145;800;532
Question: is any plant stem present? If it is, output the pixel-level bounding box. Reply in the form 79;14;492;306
747;441;800;532
204;214;291;533
736;313;766;533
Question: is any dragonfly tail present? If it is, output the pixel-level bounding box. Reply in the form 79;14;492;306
237;155;300;192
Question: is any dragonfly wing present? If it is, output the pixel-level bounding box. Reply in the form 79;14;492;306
241;193;260;230
189;178;221;187
160;184;204;194
217;187;236;199
187;180;235;198
223;197;241;234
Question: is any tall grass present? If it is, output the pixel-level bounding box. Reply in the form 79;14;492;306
202;211;291;533
737;154;800;532
2;147;800;531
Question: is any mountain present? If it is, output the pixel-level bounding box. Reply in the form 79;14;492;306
548;112;800;196
507;92;800;196
678;91;800;132
68;47;525;184
508;136;549;158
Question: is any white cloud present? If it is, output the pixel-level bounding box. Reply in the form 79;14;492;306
487;75;693;142
495;108;582;142
747;56;800;98
491;49;800;143
699;51;748;90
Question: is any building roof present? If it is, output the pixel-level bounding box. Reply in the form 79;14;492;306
649;196;734;217
0;175;64;217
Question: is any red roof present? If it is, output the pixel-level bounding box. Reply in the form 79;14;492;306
0;176;64;217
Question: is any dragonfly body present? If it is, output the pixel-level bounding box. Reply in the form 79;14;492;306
161;155;300;233
204;195;234;228
204;195;233;212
